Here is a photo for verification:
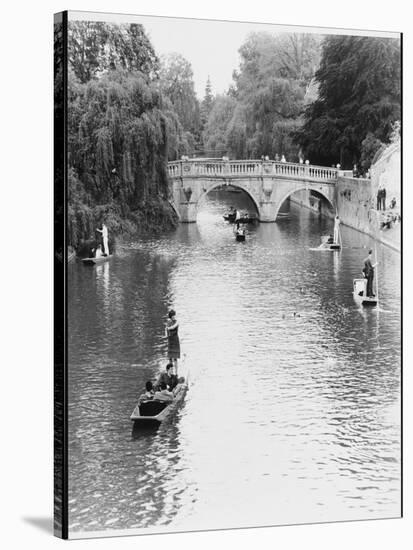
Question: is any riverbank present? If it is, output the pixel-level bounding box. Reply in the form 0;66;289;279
69;196;179;257
290;179;400;252
289;141;401;252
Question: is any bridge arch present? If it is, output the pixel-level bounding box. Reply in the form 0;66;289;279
196;181;261;217
167;159;338;223
274;185;336;221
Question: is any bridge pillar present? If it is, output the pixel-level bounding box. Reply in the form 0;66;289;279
258;202;277;222
178;201;198;223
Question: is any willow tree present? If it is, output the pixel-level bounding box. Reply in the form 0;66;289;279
222;32;321;159
66;21;194;247
68;21;159;83
68;69;187;246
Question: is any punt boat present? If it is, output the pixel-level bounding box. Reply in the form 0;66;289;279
223;212;237;222
82;255;112;265
224;214;257;224
353;278;377;306
130;378;189;426
309;235;341;251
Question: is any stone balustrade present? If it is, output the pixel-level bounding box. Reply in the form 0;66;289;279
167;159;338;182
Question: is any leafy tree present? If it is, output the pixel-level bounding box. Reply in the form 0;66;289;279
159;53;201;144
202;94;236;156
224;32;321;159
360;133;384;173
68;21;159;83
67;23;204;246
68;69;187;246
295;35;401;167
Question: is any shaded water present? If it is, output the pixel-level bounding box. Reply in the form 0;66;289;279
68;191;401;535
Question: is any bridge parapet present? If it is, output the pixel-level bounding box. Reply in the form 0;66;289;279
168;159;338;183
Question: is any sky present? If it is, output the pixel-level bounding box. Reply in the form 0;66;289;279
141;17;271;98
71;11;400;99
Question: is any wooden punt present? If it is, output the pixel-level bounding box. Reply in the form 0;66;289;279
309;243;341;251
130;380;188;426
353;278;377;306
310;235;341;251
223;212;237;222
82;255;112;265
225;214;257;224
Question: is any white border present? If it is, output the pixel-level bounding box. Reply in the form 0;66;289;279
1;1;410;549
68;9;400;39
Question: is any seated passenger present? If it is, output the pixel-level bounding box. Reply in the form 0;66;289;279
153;382;174;402
168;373;178;391
327;234;334;244
138;381;154;402
95;244;103;258
157;363;174;390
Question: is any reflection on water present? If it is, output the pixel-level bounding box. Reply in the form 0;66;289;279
68;191;401;535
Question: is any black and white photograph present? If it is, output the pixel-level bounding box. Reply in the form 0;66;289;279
54;8;401;541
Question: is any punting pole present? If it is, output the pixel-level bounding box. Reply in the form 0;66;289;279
375;243;380;308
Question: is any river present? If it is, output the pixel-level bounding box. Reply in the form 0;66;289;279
67;189;401;536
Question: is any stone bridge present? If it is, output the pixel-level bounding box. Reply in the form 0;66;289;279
167;159;339;222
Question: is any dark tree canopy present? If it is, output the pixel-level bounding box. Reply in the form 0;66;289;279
68;21;159;83
295;35;401;168
67;22;194;247
68;69;188;247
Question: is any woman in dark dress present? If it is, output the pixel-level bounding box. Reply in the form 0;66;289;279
166;310;180;375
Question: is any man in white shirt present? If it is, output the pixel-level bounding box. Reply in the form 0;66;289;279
97;223;109;255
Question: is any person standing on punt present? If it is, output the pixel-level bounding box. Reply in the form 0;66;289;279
333;215;340;244
96;223;109;255
166;310;180;375
363;249;378;298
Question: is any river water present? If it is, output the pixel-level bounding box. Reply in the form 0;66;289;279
68;190;401;536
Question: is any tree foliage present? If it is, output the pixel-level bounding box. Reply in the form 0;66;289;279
203;32;321;159
201;77;214;126
68;21;159;83
202;94;237;156
295;35;401;168
67;22;192;247
159;53;202;152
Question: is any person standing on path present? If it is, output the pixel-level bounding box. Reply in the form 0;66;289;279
97;223;109;255
377;186;382;210
165;310;180;375
381;187;387;211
